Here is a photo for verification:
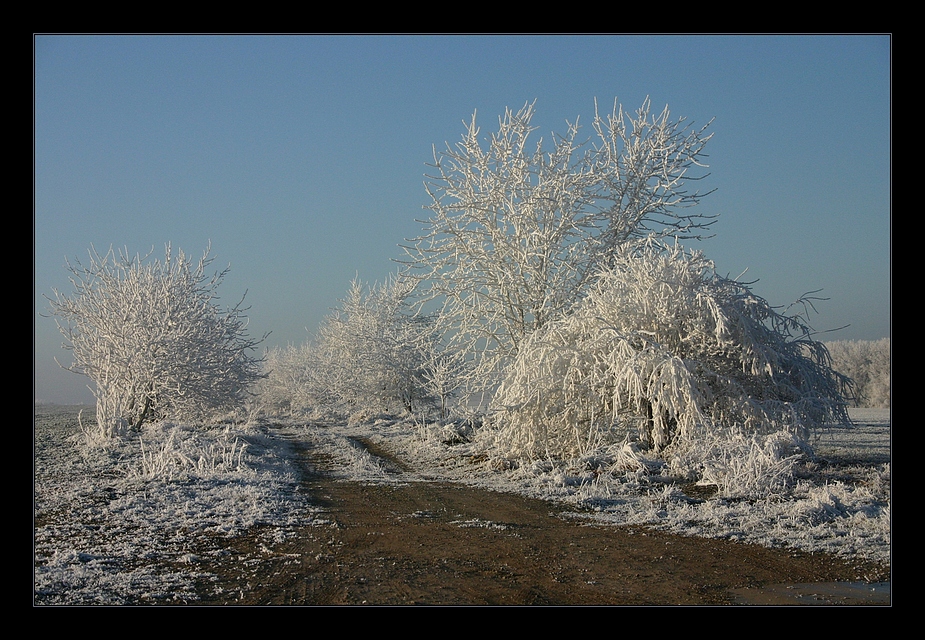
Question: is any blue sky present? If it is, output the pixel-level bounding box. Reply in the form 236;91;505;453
34;35;891;404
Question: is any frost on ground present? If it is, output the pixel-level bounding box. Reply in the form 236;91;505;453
33;406;318;605
320;407;891;568
34;406;889;604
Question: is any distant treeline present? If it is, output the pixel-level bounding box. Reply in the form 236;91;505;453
825;338;891;408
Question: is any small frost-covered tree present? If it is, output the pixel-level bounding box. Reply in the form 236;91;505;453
47;245;265;438
403;98;715;398
418;339;465;422
488;238;851;461
313;273;437;417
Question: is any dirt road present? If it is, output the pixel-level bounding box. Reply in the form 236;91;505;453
192;430;890;606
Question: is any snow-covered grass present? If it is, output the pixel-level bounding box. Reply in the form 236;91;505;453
34;405;318;605
34;405;889;604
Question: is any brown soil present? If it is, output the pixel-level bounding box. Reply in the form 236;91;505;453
192;431;890;606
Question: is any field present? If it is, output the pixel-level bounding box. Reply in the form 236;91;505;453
33;405;890;605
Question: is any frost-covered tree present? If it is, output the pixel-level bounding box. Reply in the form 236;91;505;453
257;344;328;417
47;245;265;438
825;338;891;408
488;239;851;461
403;98;715;397
312;273;437;417
418;339;465;422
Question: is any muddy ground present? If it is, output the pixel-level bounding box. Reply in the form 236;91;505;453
191;431;890;606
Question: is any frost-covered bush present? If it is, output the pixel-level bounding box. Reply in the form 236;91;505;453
47;245;265;440
824;338;890;408
488;239;851;462
309;273;439;417
256;344;330;417
257;278;457;421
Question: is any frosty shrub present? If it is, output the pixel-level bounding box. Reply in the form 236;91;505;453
669;428;806;499
257;344;329;418
488;239;851;461
403;98;716;401
824;338;891;408
47;245;265;439
311;273;439;417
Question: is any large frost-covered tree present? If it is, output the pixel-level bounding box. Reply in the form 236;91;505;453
403;98;715;396
488;239;851;461
47;245;265;438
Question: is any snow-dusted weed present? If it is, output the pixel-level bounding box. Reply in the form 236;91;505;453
127;422;251;482
344;441;387;478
